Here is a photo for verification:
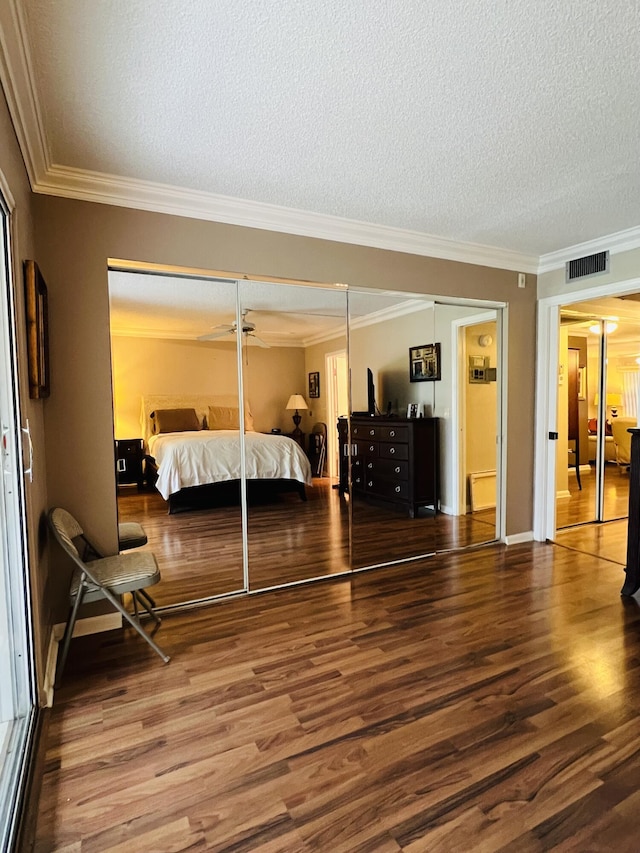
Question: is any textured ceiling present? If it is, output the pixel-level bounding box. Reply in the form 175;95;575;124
12;0;640;261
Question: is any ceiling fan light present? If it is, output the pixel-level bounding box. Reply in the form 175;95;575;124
588;321;618;334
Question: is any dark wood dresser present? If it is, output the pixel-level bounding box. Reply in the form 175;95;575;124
338;416;439;517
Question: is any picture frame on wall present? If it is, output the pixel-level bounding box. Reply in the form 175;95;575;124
24;260;50;399
308;371;320;398
409;343;441;382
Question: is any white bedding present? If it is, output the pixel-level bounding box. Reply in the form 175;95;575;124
148;430;312;500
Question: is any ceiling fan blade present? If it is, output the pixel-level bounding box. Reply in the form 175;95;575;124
197;330;233;341
247;333;270;348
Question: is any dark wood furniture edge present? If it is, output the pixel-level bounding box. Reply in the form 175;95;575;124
622;428;640;596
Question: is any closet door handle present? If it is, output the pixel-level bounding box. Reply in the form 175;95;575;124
22;419;33;483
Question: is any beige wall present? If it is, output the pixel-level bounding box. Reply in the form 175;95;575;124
31;194;537;619
111;335;305;438
0;89;50;702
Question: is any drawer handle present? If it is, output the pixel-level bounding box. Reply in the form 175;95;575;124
390;430;395;437
368;481;373;487
369;429;375;436
389;447;395;454
395;485;401;493
395;466;400;473
369;445;375;451
368;462;373;469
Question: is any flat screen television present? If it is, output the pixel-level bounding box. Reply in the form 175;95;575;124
367;367;376;416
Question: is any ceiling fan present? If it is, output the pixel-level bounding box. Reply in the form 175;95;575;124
197;310;270;347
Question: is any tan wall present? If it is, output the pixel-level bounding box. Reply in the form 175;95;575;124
0;89;50;702
32;194;537;619
111;335;305;438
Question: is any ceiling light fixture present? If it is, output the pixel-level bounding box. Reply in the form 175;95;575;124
589;321;618;334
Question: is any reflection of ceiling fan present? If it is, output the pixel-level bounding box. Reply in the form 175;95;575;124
197;310;270;347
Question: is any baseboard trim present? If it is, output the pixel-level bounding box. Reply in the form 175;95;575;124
556;489;571;500
53;612;123;640
503;531;534;545
45;613;123;706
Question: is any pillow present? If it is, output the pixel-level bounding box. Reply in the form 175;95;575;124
151;408;201;434
208;405;255;431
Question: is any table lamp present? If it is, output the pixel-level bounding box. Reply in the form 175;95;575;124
286;394;308;436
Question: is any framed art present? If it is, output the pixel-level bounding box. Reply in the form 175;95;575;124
406;402;424;419
24;260;50;399
409;343;441;382
308;371;320;398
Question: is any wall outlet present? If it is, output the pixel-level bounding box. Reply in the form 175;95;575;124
518;273;526;288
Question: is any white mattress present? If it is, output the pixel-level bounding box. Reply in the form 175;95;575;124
148;430;312;500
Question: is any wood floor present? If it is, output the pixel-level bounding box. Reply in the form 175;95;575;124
555;465;630;566
117;479;497;608
33;541;640;852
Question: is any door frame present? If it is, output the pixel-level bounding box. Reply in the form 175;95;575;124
325;349;347;479
534;275;640;541
450;310;499;517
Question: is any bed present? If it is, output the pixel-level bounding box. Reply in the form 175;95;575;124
141;395;312;513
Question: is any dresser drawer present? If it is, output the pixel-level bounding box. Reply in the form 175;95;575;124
352;423;408;443
366;458;409;480
378;425;408;442
355;439;379;458
366;477;409;500
379;442;409;461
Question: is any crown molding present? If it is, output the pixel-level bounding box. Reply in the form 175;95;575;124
0;0;49;186
33;164;539;273
537;225;640;275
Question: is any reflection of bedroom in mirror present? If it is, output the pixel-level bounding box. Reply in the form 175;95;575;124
108;269;351;606
108;267;505;609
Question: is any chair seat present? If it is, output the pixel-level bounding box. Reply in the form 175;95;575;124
118;521;148;550
71;551;160;602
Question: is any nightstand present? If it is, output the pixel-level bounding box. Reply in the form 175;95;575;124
285;431;305;451
115;438;145;490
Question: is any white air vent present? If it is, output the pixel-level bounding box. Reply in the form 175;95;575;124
565;251;609;282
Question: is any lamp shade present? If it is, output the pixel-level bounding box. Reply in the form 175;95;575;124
286;394;308;411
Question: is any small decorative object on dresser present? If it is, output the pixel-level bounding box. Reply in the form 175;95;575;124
308;371;320;398
409;343;441;382
407;403;424;418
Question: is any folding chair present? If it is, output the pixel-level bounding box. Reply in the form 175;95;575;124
48;507;170;685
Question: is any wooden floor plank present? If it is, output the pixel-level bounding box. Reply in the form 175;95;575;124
33;540;640;851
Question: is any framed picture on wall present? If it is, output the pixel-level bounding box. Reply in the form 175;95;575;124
409;343;441;382
308;371;320;398
23;260;50;399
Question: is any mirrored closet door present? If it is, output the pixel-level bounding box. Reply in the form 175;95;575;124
109;271;246;606
237;279;350;591
347;289;438;569
432;302;502;551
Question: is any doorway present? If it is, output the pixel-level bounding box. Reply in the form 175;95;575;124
325;350;348;479
535;281;640;563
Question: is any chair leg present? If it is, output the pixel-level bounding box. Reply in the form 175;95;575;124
102;586;170;664
133;591;161;625
137;588;157;610
55;586;85;687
